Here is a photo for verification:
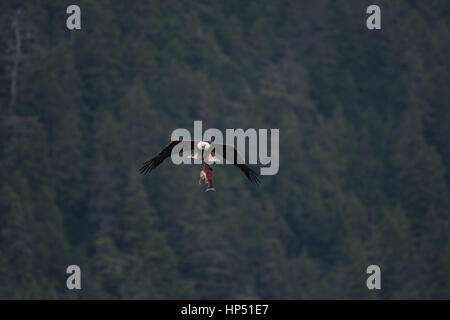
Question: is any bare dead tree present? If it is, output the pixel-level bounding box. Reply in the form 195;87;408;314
1;9;37;116
0;9;39;166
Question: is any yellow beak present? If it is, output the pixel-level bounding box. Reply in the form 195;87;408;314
201;144;205;149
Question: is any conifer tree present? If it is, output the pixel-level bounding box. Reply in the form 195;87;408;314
121;169;182;298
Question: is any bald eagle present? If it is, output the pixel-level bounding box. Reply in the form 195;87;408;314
139;140;260;189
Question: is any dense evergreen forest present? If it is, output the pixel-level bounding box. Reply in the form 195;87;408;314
0;0;449;299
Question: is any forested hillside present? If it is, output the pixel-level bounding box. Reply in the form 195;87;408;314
0;0;449;299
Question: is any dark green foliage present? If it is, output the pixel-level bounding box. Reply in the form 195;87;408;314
0;0;449;299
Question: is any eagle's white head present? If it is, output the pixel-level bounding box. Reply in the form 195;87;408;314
197;141;211;151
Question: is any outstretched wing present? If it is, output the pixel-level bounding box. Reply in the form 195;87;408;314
139;140;197;174
210;143;260;185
